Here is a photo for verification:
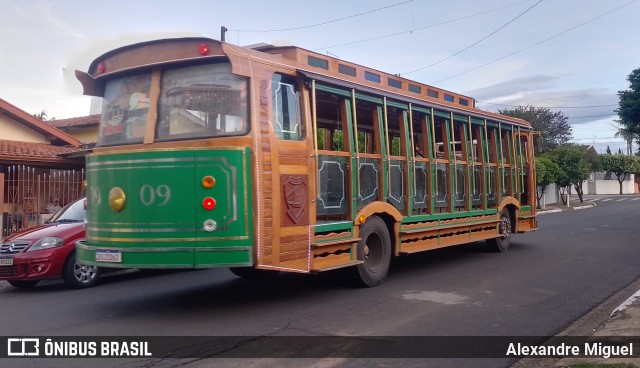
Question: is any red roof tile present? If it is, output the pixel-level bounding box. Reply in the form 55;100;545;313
0;140;82;159
48;114;100;129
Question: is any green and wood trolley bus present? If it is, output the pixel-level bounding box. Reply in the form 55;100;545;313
75;37;537;287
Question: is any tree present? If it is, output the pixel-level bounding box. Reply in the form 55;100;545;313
548;145;591;203
584;146;602;172
32;110;55;121
600;154;640;194
616;67;640;152
498;105;572;152
535;155;561;208
613;124;635;156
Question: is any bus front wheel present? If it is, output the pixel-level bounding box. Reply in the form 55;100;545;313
351;216;392;287
486;209;512;252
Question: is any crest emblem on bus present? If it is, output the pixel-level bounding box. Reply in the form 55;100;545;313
284;176;307;224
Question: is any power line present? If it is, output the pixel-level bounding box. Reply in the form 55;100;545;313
479;102;618;108
570;113;616;119
401;0;544;76
229;0;413;32
315;0;534;50
433;0;639;83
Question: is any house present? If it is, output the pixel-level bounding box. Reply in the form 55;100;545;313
0;98;85;238
46;114;100;147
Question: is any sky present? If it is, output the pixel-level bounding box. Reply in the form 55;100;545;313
1;0;639;153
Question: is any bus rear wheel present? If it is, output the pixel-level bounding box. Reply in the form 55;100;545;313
486;209;512;252
351;216;391;287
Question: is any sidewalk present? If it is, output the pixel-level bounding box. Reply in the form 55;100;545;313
553;290;640;367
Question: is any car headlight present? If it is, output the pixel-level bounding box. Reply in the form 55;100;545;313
27;237;64;252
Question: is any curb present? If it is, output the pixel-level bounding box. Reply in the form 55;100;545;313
611;289;640;318
537;202;597;215
537;209;562;215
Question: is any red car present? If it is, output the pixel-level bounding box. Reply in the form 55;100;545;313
0;198;100;289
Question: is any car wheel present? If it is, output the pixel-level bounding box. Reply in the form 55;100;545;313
8;280;39;289
62;252;101;289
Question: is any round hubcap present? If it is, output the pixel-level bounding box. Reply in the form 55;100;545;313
499;217;511;239
74;263;98;284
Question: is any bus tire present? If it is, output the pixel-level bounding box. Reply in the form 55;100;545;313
486;209;512;252
351;216;392;287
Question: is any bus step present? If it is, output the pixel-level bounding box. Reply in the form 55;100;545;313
311;237;361;249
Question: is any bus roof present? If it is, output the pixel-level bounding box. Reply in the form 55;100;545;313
79;37;531;129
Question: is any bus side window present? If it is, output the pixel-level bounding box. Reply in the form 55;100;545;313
315;89;350;218
432;116;449;211
272;74;303;141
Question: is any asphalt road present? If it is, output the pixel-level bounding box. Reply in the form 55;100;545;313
1;195;639;368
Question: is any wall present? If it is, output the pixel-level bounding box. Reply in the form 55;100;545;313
538;183;559;207
0;114;48;143
595;174;636;194
66;128;98;145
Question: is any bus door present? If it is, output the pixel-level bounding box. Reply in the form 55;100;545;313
255;73;314;272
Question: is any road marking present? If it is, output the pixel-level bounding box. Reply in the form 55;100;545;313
632;198;640;201
616;199;626;202
591;198;603;201
601;198;612;202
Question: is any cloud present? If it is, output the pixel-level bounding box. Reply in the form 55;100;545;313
14;2;87;40
464;75;558;100
466;75;619;125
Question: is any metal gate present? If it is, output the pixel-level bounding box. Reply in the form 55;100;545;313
2;165;84;238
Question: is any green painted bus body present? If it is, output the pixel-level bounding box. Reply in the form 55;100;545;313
76;147;253;269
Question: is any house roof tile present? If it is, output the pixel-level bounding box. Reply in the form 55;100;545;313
48;114;100;128
0;139;81;159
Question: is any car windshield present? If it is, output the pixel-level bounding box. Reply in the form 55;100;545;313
48;198;86;223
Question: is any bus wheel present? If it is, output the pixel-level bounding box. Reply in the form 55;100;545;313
229;267;279;279
486;209;512;252
351;216;392;287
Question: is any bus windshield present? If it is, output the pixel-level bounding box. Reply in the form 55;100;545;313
97;62;249;146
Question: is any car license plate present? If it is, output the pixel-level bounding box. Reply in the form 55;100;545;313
96;250;122;263
0;257;13;266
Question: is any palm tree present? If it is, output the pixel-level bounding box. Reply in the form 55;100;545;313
613;124;635;155
32;111;49;121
